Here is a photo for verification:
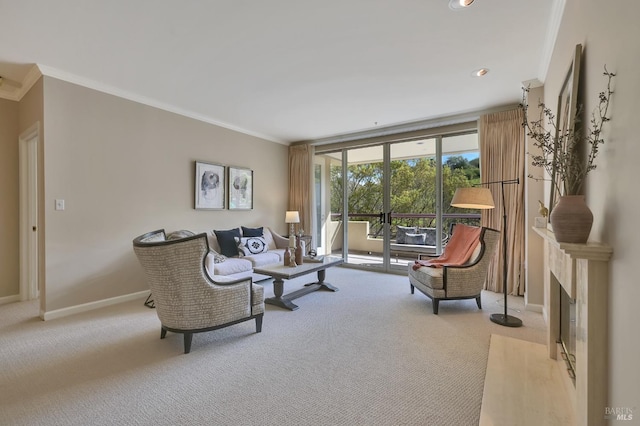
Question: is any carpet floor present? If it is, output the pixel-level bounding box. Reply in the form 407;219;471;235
0;267;546;426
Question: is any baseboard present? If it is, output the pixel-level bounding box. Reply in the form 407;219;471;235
525;302;543;313
42;290;150;321
0;294;20;305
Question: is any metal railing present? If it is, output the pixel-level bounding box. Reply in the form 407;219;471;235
330;212;481;239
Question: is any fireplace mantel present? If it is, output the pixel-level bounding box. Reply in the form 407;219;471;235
533;226;612;426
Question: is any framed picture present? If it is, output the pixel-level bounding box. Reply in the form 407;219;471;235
549;43;582;214
195;161;225;209
228;166;253;210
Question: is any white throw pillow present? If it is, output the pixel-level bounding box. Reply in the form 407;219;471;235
262;228;277;250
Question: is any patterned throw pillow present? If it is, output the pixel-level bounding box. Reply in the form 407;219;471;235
405;233;427;245
395;225;417;244
236;236;269;256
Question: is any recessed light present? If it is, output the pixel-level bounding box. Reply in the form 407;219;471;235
472;68;490;77
449;0;475;10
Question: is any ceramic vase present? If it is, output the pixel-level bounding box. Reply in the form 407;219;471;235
283;247;291;266
550;195;593;243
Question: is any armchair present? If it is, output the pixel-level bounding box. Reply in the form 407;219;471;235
408;226;499;314
133;230;264;353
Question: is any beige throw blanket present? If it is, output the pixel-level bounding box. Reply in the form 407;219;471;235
412;224;481;270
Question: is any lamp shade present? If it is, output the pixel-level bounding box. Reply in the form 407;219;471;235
285;211;300;224
451;187;495;209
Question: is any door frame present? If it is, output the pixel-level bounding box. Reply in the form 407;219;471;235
313;156;328;255
19;122;40;301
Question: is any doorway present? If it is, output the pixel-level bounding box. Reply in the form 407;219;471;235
19;123;39;301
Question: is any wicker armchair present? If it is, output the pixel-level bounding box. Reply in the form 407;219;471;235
133;230;264;353
408;226;499;314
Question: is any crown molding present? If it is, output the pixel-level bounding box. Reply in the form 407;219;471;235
35;64;286;145
0;65;43;102
20;65;43;99
0;82;20;101
538;0;566;82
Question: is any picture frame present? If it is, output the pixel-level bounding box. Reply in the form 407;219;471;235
195;161;225;210
228;166;253;210
549;43;582;215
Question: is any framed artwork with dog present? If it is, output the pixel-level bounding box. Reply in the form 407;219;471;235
228;166;253;210
195;161;225;209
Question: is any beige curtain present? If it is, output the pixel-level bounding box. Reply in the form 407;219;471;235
288;144;313;234
479;108;525;296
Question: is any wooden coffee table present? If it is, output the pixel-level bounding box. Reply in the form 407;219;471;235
254;256;343;311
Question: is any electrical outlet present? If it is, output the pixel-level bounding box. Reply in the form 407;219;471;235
55;199;65;211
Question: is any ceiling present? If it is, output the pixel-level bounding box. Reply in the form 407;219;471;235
0;0;559;144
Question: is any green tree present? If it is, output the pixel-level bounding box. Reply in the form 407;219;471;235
330;153;480;231
447;155;480;181
446;156;470;170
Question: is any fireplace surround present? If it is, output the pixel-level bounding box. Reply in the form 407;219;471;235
559;283;576;383
534;227;612;426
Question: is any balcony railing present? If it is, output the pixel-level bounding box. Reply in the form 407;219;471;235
329;212;481;239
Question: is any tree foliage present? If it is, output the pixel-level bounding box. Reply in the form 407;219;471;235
330;156;479;224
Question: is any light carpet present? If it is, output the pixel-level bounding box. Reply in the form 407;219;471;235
0;267;545;426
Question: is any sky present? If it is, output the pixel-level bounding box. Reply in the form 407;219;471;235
443;152;479;162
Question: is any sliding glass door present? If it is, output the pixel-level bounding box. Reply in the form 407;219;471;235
313;156;328;255
314;131;479;274
388;138;441;272
344;145;386;270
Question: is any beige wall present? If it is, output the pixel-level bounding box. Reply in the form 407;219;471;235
0;78;44;302
546;0;640;410
0;98;19;298
41;76;288;312
524;85;545;310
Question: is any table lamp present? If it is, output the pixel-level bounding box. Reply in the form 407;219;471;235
285;211;300;248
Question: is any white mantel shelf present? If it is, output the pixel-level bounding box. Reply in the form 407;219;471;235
533;226;613;426
533;227;613;261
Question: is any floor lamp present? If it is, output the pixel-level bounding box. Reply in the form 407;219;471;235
451;178;522;327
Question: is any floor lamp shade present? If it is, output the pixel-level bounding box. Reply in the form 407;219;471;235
451;187;495;210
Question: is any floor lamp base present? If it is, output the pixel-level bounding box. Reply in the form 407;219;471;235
490;313;522;328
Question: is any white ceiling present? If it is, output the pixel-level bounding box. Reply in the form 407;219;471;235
0;0;559;144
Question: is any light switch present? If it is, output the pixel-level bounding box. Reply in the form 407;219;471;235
55;199;65;211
